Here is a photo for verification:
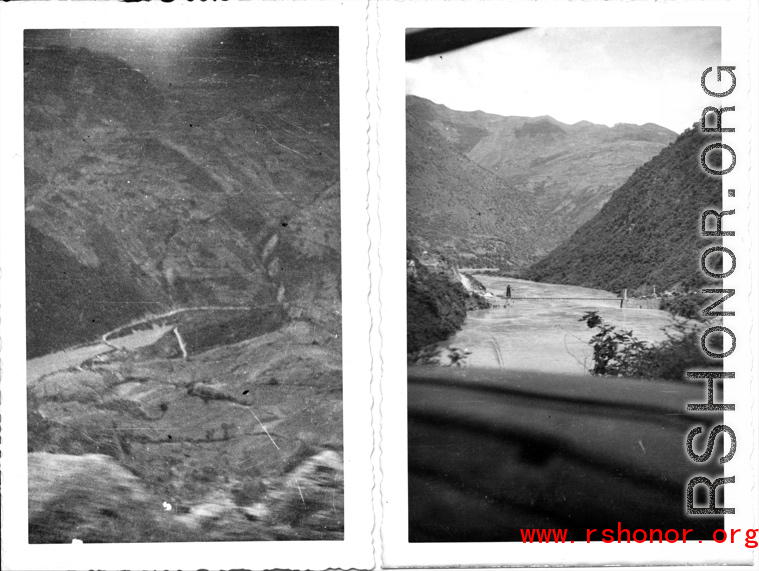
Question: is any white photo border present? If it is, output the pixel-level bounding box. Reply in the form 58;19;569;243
0;2;374;570
378;0;759;567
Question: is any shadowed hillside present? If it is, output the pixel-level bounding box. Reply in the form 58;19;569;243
406;245;491;355
25;30;344;543
25;37;340;357
407;95;676;259
407;106;543;268
525;124;721;292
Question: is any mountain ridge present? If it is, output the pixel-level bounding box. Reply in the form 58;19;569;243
25;43;340;358
407;95;677;260
24;33;345;543
524;123;721;292
406;104;545;268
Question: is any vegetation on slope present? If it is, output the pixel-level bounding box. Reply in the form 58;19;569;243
660;293;712;321
24;36;340;358
27;319;344;542
407;252;468;354
581;311;719;381
24;31;345;543
406;107;543;268
525;124;722;292
408;95;676;257
406;246;489;355
25;225;155;358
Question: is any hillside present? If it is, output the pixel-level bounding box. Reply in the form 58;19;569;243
406;246;490;355
24;31;344;542
407;106;543;268
525;124;721;292
407;95;676;257
25;37;340;358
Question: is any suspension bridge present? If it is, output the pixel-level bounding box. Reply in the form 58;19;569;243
488;295;620;307
488;294;660;310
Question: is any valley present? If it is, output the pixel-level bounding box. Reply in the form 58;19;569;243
406;113;724;381
406;95;676;267
25;31;341;358
28;312;343;542
525;124;722;292
403;27;727;545
24;29;344;542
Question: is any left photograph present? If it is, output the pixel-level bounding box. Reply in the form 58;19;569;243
24;28;343;543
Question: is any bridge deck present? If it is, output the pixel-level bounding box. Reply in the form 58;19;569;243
499;297;621;301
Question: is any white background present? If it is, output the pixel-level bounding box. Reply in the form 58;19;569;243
1;0;758;570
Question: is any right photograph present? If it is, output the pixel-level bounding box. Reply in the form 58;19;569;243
405;27;728;542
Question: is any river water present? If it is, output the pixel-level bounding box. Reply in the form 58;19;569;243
448;276;677;375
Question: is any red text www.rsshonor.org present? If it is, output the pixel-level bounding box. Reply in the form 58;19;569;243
520;524;759;548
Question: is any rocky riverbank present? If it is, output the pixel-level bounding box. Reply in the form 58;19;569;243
406;248;492;358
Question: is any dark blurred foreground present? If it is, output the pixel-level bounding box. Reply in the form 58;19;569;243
408;367;724;542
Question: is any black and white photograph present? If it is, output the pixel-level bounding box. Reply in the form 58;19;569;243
1;2;373;569
405;25;728;541
2;1;758;570
380;2;756;566
23;26;344;543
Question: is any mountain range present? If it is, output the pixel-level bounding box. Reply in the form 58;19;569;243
25;37;340;358
24;31;344;542
406;102;543;268
525;124;722;292
407;95;677;265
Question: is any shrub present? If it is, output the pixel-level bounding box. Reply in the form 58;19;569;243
581;311;657;377
660;293;709;321
580;311;719;381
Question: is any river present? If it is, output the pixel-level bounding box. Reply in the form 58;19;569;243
27;307;249;384
448;276;677;375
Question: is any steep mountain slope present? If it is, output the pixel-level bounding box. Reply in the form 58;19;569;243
24;31;344;542
408;95;676;254
406;247;490;355
407;109;543;268
525;125;721;292
25;38;340;358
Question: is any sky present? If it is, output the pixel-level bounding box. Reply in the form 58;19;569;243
24;28;337;85
406;27;721;133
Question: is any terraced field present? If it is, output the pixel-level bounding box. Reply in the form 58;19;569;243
28;316;344;542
